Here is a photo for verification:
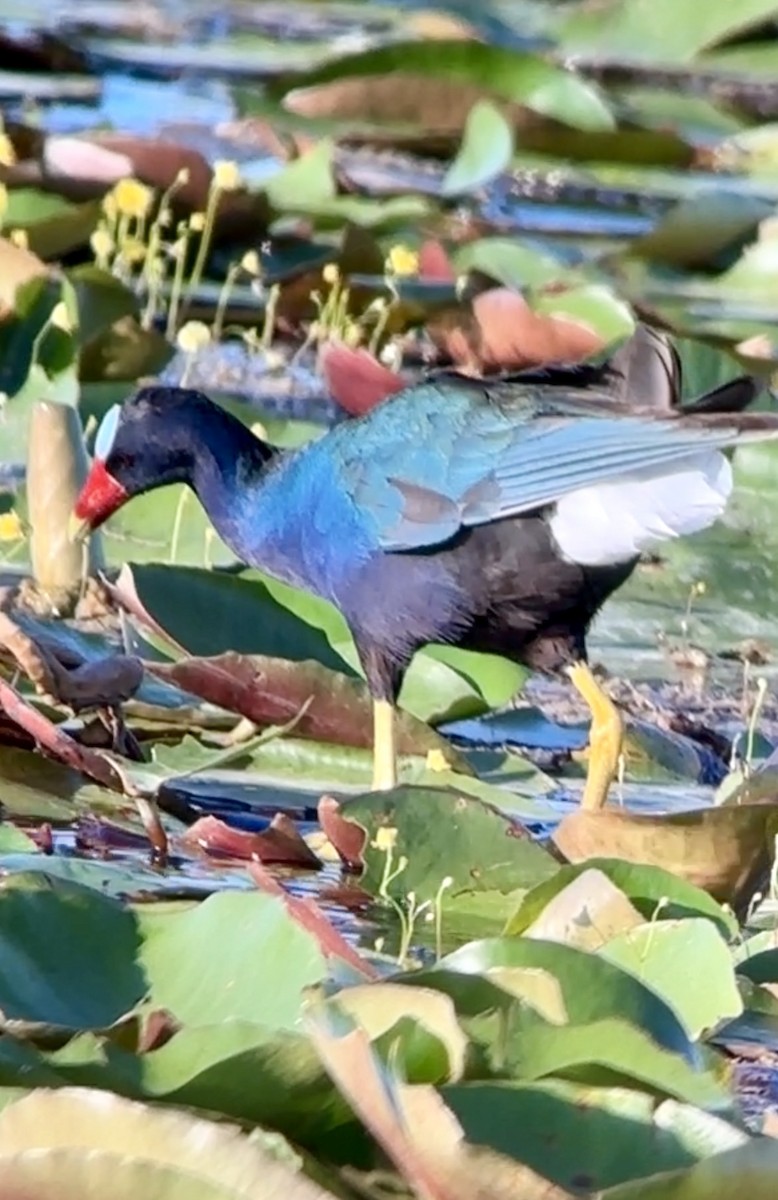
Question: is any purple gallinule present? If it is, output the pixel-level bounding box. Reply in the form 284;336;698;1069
71;328;772;803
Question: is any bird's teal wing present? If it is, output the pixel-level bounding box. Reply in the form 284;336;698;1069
320;380;755;552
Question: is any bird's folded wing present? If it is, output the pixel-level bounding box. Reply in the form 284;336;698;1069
333;382;771;552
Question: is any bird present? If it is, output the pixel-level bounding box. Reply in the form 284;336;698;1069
70;327;773;808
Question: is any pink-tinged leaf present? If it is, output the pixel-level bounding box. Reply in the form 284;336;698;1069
309;1018;572;1199
418;239;456;282
310;1022;455;1200
184;813;322;868
0;676;121;792
147;652;458;762
136;1008;180;1053
249;861;378;979
319;342;405;415
44;134;215;213
318;794;366;868
472;287;605;370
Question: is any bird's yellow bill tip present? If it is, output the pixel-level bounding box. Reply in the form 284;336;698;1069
67;513;91;544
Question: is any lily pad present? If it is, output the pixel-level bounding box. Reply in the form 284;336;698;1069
600;918;743;1038
122;562;527;725
506;859;738;940
407;938;699;1061
0;873;144;1030
601;1139;778;1198
137;891;326;1027
337;785;559;901
276;41;614;133
0;1087;333;1200
441;100;514;197
558;0;778;64
443;1081;747;1192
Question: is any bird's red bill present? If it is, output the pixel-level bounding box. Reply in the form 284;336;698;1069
74;459;129;529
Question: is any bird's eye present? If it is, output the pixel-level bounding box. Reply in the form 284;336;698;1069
108;451;135;473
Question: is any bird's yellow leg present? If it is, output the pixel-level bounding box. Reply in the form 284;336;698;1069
567;661;624;811
372;698;398;791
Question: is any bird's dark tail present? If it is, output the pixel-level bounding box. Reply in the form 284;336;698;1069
684;374;762;415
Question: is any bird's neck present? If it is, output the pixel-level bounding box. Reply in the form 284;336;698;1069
182;406;276;541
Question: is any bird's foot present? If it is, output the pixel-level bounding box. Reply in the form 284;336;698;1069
567;661;624;811
371;698;398;791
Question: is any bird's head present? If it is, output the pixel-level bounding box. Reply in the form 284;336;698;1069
70;386;204;540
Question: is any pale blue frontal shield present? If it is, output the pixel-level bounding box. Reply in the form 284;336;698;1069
94;405;121;460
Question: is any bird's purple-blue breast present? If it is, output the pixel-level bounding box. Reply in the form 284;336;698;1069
230;446;380;601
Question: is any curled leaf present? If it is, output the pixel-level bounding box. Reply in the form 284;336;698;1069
184;812;322;868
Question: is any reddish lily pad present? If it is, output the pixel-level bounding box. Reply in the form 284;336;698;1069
319;341;405;415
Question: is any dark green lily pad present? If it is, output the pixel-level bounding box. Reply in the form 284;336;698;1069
341;785;559;901
410;938;698;1060
443;1080;746;1192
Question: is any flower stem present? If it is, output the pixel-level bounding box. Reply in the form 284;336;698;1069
185;185;222;306
212;262;241;342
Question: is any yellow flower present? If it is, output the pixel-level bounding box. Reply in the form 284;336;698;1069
8;228;28;250
0;511;23;541
385;244;419;277
111;177;153;220
176;320;212;354
212;160;241;192
241;250;261;275
425;749;449;773
118;237;147;265
372;826;398;852
0;133;15;167
322;263;340;286
343;320;362;347
90;226;114;261
189;212;205;233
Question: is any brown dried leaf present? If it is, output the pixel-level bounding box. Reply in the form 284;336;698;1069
42;133;213;212
553;802;778;909
430;286;607;373
285;75;529;138
319;342;405;415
